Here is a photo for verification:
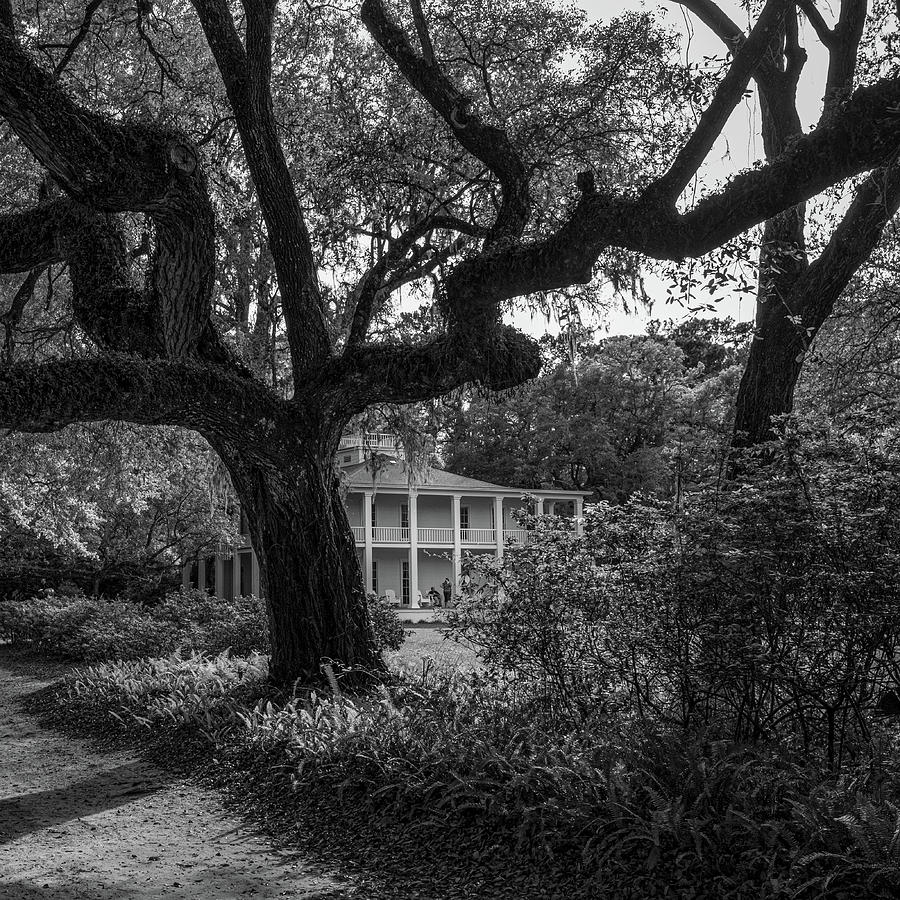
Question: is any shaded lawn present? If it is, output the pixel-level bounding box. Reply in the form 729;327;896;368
389;624;479;675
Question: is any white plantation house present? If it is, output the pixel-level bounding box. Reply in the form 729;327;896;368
184;434;587;617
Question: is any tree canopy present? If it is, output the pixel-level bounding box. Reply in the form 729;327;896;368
442;321;747;501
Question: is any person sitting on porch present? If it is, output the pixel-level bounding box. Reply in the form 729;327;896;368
441;577;452;607
427;587;441;607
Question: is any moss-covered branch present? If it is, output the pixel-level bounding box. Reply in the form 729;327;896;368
0;356;290;442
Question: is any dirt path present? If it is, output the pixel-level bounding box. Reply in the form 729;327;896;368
0;656;351;900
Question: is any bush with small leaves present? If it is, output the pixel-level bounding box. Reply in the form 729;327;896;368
448;413;900;765
0;587;268;660
1;583;405;662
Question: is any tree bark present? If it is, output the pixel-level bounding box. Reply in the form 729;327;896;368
214;437;381;685
726;0;892;448
732;163;900;445
732;313;804;445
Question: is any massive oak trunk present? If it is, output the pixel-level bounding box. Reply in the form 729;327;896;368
214;436;380;685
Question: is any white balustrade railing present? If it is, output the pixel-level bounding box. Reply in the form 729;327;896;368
417;527;453;543
461;528;496;544
372;526;409;542
349;525;544;545
338;432;400;451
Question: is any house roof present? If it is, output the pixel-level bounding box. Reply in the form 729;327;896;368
341;460;588;497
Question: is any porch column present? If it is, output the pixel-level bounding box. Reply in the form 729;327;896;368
409;490;419;607
196;556;206;592
214;549;225;600
452;493;462;593
250;550;260;597
363;490;374;593
181;560;190;589
575;496;584;535
494;495;504;560
536;497;545;516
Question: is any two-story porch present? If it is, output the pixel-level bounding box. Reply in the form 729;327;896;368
341;457;585;607
183;434;588;616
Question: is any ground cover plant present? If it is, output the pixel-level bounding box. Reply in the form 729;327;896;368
57;648;900;898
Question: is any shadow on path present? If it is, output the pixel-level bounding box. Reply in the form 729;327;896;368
0;875;352;900
0;762;166;845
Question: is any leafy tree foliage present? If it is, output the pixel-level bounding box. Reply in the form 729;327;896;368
796;225;900;420
0;423;235;597
443;320;747;501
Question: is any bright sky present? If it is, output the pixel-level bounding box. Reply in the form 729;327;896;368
510;0;831;338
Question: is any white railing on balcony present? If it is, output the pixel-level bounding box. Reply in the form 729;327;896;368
418;527;453;544
372;526;409;542
349;526;541;545
338;432;400;451
462;528;496;544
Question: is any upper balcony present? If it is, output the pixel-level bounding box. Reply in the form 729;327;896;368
350;526;533;546
338;433;400;452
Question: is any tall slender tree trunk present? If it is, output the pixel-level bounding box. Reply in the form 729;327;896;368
214;437;380;685
732;314;805;446
732;206;808;447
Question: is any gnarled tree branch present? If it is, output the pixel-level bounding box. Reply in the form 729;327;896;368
1;267;44;364
797;162;900;335
362;0;530;245
324;324;541;411
53;0;106;77
649;0;790;204
190;0;330;380
345;213;486;348
439;75;900;315
0;356;288;440
0;32;216;358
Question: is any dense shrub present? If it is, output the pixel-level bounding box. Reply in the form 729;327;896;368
0;585;404;661
365;591;406;652
0;588;268;660
448;416;900;766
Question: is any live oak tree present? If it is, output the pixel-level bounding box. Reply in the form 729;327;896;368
1;0;899;682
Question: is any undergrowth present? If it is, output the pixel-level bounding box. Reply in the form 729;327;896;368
0;586;403;660
60;650;900;899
